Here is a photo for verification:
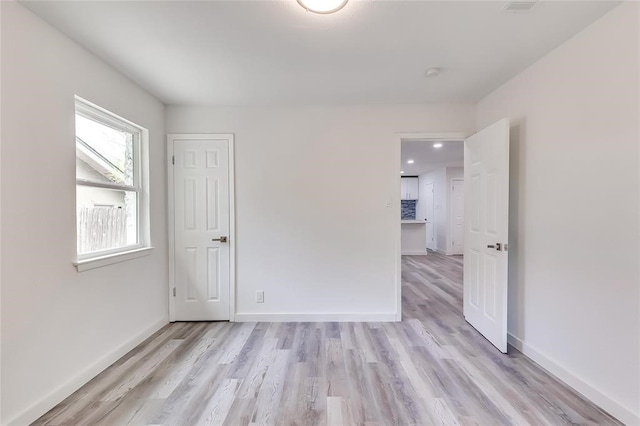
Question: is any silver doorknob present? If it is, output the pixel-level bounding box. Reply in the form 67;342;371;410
212;236;228;243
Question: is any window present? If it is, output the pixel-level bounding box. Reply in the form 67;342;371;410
75;97;151;269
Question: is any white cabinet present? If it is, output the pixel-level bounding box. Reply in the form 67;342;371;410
400;178;409;200
407;178;419;199
401;177;419;200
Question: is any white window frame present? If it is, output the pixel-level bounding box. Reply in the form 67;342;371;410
74;97;152;271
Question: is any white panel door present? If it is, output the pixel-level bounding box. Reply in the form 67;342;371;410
463;118;509;353
173;136;231;321
424;182;435;250
451;180;464;255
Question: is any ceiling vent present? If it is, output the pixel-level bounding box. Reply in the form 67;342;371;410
503;1;537;13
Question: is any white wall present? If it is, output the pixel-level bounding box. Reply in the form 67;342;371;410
166;104;476;321
0;2;169;424
477;3;639;424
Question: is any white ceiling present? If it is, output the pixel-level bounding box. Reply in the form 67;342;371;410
22;0;618;106
401;140;464;175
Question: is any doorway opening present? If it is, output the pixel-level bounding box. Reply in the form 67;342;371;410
398;134;466;327
400;138;465;257
395;120;510;354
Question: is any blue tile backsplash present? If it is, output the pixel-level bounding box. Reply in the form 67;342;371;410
401;200;417;220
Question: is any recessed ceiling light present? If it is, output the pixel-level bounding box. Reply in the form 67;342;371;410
407;159;415;164
433;143;443;148
297;0;349;14
400;171;405;174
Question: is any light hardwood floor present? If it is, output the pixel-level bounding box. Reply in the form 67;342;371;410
34;252;620;425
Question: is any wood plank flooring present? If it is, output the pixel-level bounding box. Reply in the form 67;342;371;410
34;252;620;425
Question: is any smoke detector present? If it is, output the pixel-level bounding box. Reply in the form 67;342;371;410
503;1;537;13
425;68;441;78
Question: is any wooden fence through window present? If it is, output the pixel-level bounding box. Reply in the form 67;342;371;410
77;207;127;254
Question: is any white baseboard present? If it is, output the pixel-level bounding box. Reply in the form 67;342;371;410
234;312;399;322
402;251;429;255
7;318;169;426
508;333;639;425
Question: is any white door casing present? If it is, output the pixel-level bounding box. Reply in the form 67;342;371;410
451;180;464;255
463;119;509;353
168;134;234;321
424;182;435;250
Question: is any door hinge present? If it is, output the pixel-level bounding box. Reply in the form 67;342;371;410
172;155;175;165
172;287;176;297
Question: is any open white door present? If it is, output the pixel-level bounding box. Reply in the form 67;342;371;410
170;134;233;321
463;119;509;353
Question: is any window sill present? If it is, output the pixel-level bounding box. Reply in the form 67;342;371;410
74;246;154;272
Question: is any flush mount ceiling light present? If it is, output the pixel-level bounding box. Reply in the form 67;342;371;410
400;170;405;174
407;159;415;164
433;143;443;148
297;0;349;14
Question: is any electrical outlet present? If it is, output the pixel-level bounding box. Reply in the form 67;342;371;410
256;291;264;303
